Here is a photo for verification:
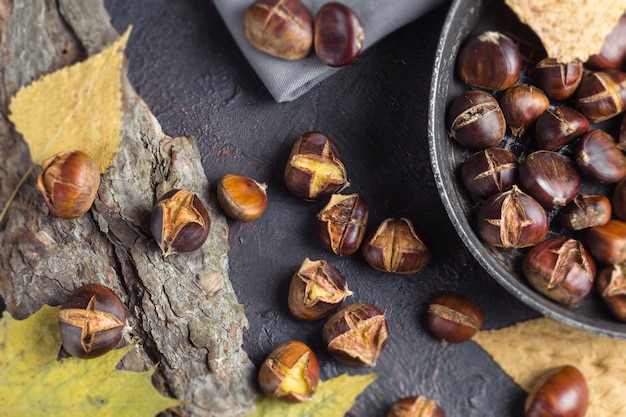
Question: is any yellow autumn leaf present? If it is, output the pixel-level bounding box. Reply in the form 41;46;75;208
473;317;626;416
0;304;179;417
247;372;377;417
8;27;131;173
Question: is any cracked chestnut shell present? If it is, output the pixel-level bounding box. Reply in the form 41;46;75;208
322;302;388;366
476;185;548;248
525;365;588;417
427;293;483;343
361;217;432;274
59;283;126;359
150;189;211;257
574;129;626;184
387;396;446;417
257;340;320;402
522;238;596;305
243;0;313;60
314;2;364;67
534;106;590;151
498;84;549;137
533;58;583;101
558;194;611;231
575;70;626;123
597;263;626;322
36;150;100;219
284;131;348;201
287;258;352;321
461;147;518;199
317;193;368;255
447;90;506;150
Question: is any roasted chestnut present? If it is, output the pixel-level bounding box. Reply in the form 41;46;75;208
596;263;626;322
317;193;368;255
456;31;521;90
533;58;583;101
427;293;483;343
284;131;348;201
476;185;548;248
574;129;626;184
243;0;313;60
59;283;126;359
522;238;595;305
498;84;550;137
461;148;518;199
387;396;446;417
257;340;320;402
217;174;268;222
519;150;581;208
525;365;588;417
534;106;590;151
612;177;626;220
586;13;626;69
447;90;506;150
322;302;388;366
314;2;364;67
558;194;611;231
575;70;626;123
582;219;626;264
287;258;352;321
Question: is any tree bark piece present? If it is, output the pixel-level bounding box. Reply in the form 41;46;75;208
0;1;255;416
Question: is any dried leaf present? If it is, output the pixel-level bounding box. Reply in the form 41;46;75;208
8;27;131;173
247;372;376;417
0;304;179;417
473;317;626;416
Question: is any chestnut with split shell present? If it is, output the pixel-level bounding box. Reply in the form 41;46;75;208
427;293;483;343
461;147;518;199
597;263;626;322
447;90;506;150
533;58;583;101
317;193;368;256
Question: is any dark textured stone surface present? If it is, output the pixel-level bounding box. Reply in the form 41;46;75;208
103;1;540;416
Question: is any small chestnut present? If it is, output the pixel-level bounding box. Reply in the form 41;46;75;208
574;129;626;184
533;58;583;101
314;2;364;67
317;193;368;256
596;263;626;322
574;70;626;123
287;258;352;321
447;90;506;150
150;189;211;257
243;0;313;60
534;106;590;151
427;293;483;343
519;150;581;208
498;84;550;137
476;185;548;249
322;302;388;366
59;283;126;359
257;340;320;402
36;150;101;219
387;396;446;417
456;31;521;90
525;365;588;417
461;147;518;199
216;173;268;222
361;217;432;274
582;219;626;265
522;238;595;305
558;194;611;231
284;131;348;201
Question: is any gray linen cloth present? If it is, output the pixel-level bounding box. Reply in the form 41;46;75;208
213;0;446;102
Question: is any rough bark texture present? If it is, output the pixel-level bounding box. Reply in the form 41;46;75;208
0;1;256;416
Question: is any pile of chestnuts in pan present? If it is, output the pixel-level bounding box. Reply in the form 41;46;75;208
447;15;626;320
243;0;365;67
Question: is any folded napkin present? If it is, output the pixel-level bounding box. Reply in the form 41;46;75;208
213;0;447;102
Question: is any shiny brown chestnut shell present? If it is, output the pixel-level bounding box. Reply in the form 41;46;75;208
534;106;590;151
314;2;364;67
525;365;588;417
586;13;626;69
317;193;368;256
575;70;626;123
447;90;506;150
558;194;611;231
461;148;518;199
582;219;626;265
596;263;626;322
387;396;446;417
217;174;268;222
498;84;550;137
476;185;548;248
613;177;626;220
322;302;388;366
150;189;211;257
257;340;320;402
533;58;583;101
243;0;313;60
519;150;581;208
59;283;126;359
456;31;521;90
427;293;483;343
522;238;596;305
361;217;432;274
36;150;101;219
287;258;352;321
574;129;626;184
284;131;348;201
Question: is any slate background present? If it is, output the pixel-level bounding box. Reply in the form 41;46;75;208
103;1;540;416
